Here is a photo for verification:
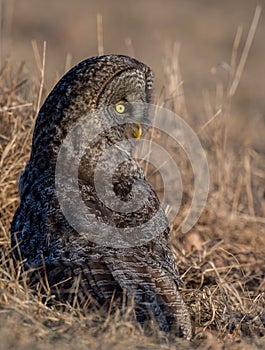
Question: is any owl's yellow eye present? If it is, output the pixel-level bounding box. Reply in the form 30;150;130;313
115;102;126;114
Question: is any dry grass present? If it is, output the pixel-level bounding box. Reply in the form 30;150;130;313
1;13;265;349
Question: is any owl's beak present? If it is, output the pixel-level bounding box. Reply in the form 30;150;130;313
131;123;142;140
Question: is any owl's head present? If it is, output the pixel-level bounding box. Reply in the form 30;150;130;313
33;55;154;157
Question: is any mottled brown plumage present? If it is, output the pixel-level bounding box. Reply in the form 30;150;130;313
11;54;192;339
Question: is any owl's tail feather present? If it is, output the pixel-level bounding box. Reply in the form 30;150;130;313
28;258;191;339
106;260;192;339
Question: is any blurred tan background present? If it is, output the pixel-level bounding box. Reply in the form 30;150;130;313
1;0;265;149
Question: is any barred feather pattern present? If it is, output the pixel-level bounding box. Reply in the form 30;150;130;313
11;54;192;339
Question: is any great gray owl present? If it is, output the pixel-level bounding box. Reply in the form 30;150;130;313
11;54;192;339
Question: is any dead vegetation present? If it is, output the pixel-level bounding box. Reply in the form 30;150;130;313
0;9;265;350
